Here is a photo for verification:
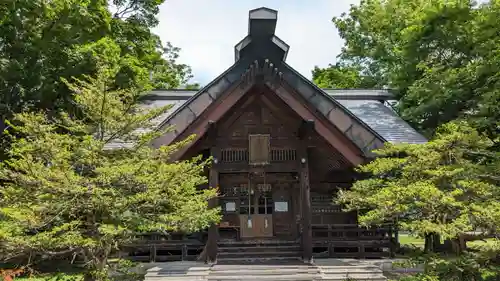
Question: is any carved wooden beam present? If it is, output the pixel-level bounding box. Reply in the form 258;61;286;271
239;59;283;89
298;119;315;140
202;120;217;148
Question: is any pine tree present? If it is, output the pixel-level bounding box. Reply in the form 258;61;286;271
0;69;219;280
337;122;499;253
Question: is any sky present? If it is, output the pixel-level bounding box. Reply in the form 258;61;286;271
153;0;360;86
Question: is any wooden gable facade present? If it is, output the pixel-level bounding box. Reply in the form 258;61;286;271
123;7;426;263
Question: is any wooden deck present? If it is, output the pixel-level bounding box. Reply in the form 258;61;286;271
122;224;396;262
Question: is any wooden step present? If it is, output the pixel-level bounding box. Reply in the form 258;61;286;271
219;245;300;253
209;268;319;276
218;241;299;248
217;240;302;262
218;250;301;259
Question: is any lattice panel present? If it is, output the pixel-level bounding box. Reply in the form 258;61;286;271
311;193;333;204
256;183;272;192
311;193;342;213
312;205;342;213
220;148;297;163
221;184;248;196
309;134;350;173
220;148;248;163
271;148;297;162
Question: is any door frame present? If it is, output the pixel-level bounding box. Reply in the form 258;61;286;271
239;182;274;238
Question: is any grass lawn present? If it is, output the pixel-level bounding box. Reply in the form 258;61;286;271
399;233;425;247
468;238;498;249
399;233;498;250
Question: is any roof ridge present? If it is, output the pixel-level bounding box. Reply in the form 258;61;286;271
145;88;395;101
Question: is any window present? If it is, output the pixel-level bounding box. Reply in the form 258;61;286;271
248;134;270;165
257;184;273;214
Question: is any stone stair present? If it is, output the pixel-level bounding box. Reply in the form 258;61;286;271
318;265;386;280
144;262;210;281
144;260;387;281
208;264;321;280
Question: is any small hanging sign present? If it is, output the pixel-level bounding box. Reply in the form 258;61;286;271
274;201;288;212
225;202;236;212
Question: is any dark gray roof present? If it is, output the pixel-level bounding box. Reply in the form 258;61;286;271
336;99;427;144
103;98;186;150
321;89;394;100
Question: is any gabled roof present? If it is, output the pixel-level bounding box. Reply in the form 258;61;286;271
124;7;426;155
143;89;426;147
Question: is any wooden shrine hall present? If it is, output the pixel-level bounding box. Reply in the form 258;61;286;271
123;7;427;263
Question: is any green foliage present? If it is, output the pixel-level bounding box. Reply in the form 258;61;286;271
112;0;167;27
398;275;440;281
312;63;380;89
13;273;83;281
321;0;500;138
108;259;142;281
0;0;192;145
398;246;500;281
337;122;499;241
0;69;219;280
40;273;83;281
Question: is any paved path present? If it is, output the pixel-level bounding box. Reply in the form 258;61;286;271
144;259;388;281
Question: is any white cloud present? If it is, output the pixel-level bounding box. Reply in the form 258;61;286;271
153;0;359;85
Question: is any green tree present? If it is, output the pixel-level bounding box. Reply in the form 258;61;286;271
0;0;192;138
0;69;219;280
318;0;500;138
312;63;380;89
112;0;168;27
337;122;499;252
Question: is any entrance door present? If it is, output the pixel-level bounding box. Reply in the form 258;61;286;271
239;183;274;238
272;182;296;239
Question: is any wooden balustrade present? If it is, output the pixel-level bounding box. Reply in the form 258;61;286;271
121;232;206;262
312;223;394;241
122;239;205;262
311;223;397;258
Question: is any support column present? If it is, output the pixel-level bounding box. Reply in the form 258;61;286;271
300;151;313;263
206;151;219;264
206;121;219;264
298;120;314;264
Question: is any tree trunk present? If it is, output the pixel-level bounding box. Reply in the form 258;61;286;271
197;243;208;262
424;233;433;252
433;233;441;251
82;249;109;281
443;233;490;254
424;233;441;253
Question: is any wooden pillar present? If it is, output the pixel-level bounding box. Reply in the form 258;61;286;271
206;151;219;263
206;121;219;264
300;152;313;263
299;119;314;263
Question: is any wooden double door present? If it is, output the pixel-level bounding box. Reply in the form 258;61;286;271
238;180;297;239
